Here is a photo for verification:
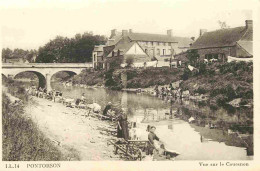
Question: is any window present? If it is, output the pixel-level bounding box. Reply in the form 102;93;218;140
156;49;160;56
118;50;120;56
168;42;171;46
151;42;154;46
157;42;160;46
145;49;148;54
150;49;154;56
163;49;166;55
163;42;166;46
112;51;115;57
93;54;96;62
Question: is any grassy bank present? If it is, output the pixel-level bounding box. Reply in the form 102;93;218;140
124;67;184;88
67;61;253;107
180;61;253;106
2;79;71;161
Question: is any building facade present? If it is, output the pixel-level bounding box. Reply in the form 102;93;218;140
190;20;253;62
92;45;105;70
99;29;193;70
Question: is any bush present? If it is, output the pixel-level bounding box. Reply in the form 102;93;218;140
72;69;105;86
181;68;191;80
194;87;207;94
125;56;134;68
198;63;206;75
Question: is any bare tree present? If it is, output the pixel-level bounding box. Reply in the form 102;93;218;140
218;20;230;29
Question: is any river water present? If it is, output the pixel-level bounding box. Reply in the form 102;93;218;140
51;82;253;160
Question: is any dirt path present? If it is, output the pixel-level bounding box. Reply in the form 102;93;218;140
25;97;119;160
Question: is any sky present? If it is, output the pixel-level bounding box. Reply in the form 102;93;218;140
0;0;256;50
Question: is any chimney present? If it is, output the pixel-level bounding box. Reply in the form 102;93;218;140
111;29;117;38
107;39;115;46
167;29;173;37
122;30;128;37
129;29;133;33
245;20;253;29
200;29;207;36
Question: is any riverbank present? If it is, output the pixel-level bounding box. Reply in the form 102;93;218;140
2;78;119;161
2;90;67;161
23;96;119;160
67;62;253;108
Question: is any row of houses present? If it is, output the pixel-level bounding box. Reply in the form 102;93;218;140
92;29;193;70
93;20;253;70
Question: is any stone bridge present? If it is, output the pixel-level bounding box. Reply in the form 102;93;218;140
2;63;92;91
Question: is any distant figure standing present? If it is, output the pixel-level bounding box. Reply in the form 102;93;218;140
103;102;112;116
148;126;160;155
52;89;56;102
117;112;129;140
169;83;173;90
154;85;159;96
81;93;86;103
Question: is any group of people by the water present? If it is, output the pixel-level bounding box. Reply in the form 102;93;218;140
26;86;63;102
154;83;183;100
25;86;102;113
103;101;167;160
26;85;169;160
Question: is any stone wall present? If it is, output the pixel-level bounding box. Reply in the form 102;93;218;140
197;46;234;58
123;54;151;63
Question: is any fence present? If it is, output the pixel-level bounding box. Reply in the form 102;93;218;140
121;61;170;68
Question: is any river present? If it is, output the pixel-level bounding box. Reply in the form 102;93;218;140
51;82;253;160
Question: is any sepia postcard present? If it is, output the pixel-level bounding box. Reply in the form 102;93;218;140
0;0;259;170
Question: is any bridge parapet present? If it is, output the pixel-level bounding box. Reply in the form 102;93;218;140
2;63;93;68
2;62;92;91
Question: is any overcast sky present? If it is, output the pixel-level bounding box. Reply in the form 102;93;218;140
0;0;256;50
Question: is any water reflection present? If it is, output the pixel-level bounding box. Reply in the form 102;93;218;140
51;83;253;160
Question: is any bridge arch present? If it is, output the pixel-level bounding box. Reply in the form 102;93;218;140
2;74;8;83
14;71;47;89
2;73;8;79
51;70;78;80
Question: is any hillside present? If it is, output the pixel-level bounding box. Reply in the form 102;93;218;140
180;61;253;106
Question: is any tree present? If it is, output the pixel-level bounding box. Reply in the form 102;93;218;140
109;57;123;70
2;48;37;63
186;49;200;66
125;56;134;68
2;48;13;61
36;32;107;63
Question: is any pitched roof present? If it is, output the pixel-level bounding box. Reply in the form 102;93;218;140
128;32;177;43
107;37;135;57
93;45;105;52
240;27;253;41
107;31;122;46
237;41;253;56
174;37;194;48
191;26;250;49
